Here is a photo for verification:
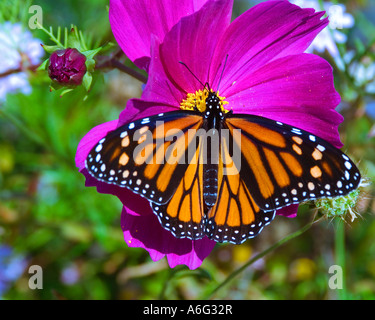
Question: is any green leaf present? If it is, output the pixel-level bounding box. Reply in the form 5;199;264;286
42;44;64;54
59;88;74;97
67;26;81;49
82;47;102;60
85;58;96;73
82;72;93;92
37;58;50;71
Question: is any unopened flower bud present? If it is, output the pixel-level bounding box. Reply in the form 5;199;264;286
48;48;87;86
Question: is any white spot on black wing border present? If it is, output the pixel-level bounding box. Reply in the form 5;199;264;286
205;210;276;244
151;202;206;240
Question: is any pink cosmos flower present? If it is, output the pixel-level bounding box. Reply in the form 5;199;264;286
76;0;342;269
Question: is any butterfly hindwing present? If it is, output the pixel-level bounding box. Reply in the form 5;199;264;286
225;114;361;211
151;135;206;240
86;111;203;205
151;129;276;243
206;133;276;244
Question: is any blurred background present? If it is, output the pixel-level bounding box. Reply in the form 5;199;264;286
0;0;374;300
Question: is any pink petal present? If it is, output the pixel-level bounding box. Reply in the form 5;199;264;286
125;71;182;123
226;53;343;148
276;204;299;218
117;98;175;127
75;120;118;170
158;0;233;94
121;207;216;270
166;237;216;269
109;0;207;70
141;37;185;106
210;0;327;91
141;0;233;107
81;168;139;207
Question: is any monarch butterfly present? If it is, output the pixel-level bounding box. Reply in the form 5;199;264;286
86;90;361;244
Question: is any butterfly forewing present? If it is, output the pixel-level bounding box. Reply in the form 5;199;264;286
86;111;203;205
225;114;361;211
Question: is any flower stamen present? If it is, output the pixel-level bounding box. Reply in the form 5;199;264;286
180;89;229;113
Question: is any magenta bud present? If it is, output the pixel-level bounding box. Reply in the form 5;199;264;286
48;48;87;86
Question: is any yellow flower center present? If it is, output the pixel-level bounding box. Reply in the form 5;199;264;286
180;89;229;113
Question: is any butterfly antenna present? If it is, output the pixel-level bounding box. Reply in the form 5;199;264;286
205;82;211;92
178;61;206;89
216;54;228;92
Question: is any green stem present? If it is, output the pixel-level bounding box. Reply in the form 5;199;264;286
0;109;45;146
205;216;319;299
109;59;148;84
158;266;185;300
0;109;72;165
95;48;148;84
36;22;64;47
335;219;347;299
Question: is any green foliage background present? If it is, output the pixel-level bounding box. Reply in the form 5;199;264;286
0;0;374;300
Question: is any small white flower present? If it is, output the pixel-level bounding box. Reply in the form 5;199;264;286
0;22;44;102
290;1;354;58
347;54;375;94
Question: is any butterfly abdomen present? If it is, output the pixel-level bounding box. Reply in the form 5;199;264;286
203;166;218;208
